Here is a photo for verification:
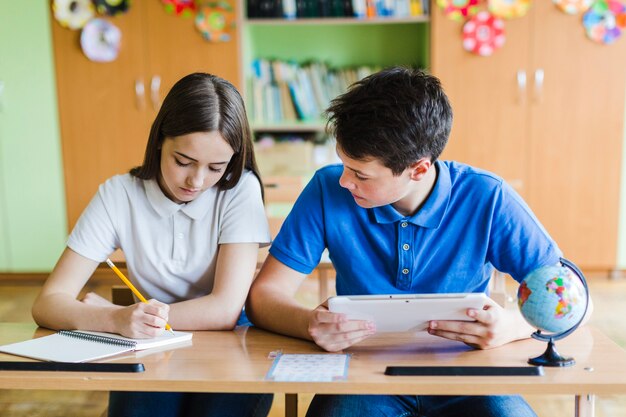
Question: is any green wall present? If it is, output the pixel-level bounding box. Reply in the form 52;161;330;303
246;23;429;69
0;1;66;272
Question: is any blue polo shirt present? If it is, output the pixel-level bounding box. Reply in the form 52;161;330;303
269;162;561;296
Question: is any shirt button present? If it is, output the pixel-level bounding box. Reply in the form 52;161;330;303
401;222;408;228
177;233;184;239
402;268;409;275
402;244;410;251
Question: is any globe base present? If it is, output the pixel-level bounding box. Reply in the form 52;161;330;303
528;339;575;367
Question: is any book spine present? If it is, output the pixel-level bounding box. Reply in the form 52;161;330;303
352;0;366;17
283;0;297;18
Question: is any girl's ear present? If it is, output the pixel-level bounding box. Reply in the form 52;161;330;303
408;158;432;181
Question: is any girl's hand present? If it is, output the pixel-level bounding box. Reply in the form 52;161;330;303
112;299;170;339
307;303;376;352
426;297;533;349
81;292;115;307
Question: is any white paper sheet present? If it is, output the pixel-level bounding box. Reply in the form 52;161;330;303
266;353;350;382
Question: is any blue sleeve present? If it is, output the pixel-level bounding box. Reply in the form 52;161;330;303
269;173;327;274
487;181;562;282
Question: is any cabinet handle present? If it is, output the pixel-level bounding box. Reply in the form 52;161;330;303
516;70;526;104
534;68;544;102
135;79;145;110
150;75;161;110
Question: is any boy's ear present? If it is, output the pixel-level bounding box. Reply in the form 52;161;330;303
408;158;432;181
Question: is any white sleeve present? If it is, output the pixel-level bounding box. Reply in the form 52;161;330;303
67;180;120;262
218;172;271;246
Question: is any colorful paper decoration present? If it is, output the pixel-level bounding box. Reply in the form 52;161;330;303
488;0;532;18
436;0;480;21
195;2;236;42
93;0;131;16
162;0;197;17
582;0;626;44
80;18;122;62
463;11;506;56
619;9;626;27
52;0;95;30
553;0;593;14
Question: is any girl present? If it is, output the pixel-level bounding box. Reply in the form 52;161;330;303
32;73;272;417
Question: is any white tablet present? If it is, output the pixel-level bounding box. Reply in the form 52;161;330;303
327;293;489;333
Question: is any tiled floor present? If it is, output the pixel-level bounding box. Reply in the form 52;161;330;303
0;275;625;416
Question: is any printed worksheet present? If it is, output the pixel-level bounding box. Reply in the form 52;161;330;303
266;353;350;382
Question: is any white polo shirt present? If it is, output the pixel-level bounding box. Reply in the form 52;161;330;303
68;171;271;303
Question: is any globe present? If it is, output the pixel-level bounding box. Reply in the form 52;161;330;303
517;258;590;367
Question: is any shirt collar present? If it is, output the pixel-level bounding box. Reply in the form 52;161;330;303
371;161;450;229
145;179;213;220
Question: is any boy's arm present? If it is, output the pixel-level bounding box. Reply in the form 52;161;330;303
247;255;376;351
246;255;315;340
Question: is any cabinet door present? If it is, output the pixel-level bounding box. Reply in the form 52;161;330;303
143;0;241;97
527;1;626;268
52;10;151;229
55;3;242;230
431;6;532;198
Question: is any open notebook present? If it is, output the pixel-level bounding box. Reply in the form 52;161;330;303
0;330;192;363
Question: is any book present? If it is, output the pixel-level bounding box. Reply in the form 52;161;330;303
0;330;193;363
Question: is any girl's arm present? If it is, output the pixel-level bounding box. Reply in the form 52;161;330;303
32;248;169;338
166;242;260;330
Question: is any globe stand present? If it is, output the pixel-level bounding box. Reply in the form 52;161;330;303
520;258;589;369
528;337;575;367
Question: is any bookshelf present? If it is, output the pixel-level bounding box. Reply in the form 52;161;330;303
238;0;430;176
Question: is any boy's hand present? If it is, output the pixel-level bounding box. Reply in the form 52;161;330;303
426;297;534;349
307;304;377;352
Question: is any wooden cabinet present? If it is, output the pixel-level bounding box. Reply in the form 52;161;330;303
432;1;626;269
52;1;241;229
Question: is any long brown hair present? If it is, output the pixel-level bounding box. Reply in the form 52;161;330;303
130;73;263;197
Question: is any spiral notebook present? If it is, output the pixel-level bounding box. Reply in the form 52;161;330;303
0;330;193;363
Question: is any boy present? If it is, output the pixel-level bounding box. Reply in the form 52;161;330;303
247;67;559;416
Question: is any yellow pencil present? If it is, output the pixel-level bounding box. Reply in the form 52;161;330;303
105;258;174;334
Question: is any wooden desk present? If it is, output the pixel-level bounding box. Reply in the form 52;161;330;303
1;323;624;417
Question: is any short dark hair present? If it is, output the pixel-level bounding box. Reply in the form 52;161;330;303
130;72;262;196
325;66;453;175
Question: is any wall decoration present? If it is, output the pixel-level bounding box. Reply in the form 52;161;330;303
436;0;480;21
195;2;236;42
53;0;95;30
553;0;593;14
437;0;624;55
80;18;122;62
489;0;531;18
462;11;506;55
582;0;626;44
52;0;238;64
619;5;626;25
93;0;131;16
162;0;197;17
